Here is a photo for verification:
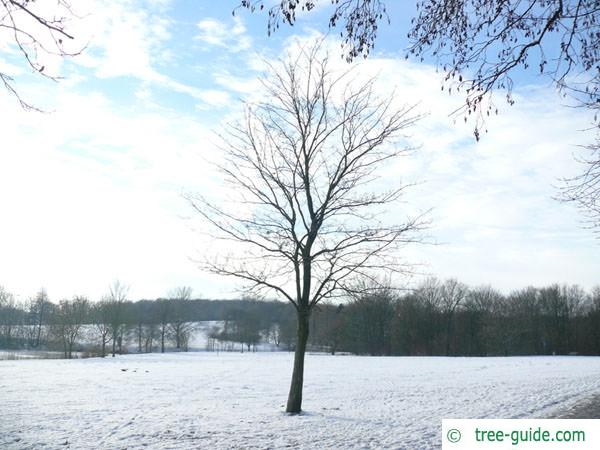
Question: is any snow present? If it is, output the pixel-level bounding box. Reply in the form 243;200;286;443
2;353;600;449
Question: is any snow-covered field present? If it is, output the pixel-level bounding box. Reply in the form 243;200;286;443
2;353;600;449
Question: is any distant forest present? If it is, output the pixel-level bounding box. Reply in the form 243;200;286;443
1;278;600;358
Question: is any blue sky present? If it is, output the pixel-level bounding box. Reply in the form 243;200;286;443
0;0;597;302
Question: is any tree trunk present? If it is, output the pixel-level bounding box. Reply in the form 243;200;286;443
286;309;310;414
161;328;165;353
101;338;106;357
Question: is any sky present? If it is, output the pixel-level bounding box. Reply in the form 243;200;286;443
0;0;597;302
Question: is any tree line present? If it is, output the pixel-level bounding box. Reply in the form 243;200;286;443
0;282;298;358
325;280;600;357
0;283;201;358
1;278;599;358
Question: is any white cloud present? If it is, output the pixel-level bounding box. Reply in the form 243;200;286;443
58;2;255;109
213;70;263;97
60;0;214;107
195;89;232;108
71;1;170;79
195;17;251;52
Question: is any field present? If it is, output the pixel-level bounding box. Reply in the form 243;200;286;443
2;353;600;449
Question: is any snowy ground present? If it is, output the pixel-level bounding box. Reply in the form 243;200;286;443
2;354;600;449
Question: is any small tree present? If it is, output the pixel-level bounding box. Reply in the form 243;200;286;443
92;300;112;357
156;298;171;353
189;42;425;413
168;287;194;351
0;286;20;348
29;288;50;348
439;278;468;356
343;287;395;356
52;296;89;358
322;303;345;355
132;301;153;353
462;285;501;356
106;281;129;357
237;308;262;352
413;277;444;354
143;321;158;353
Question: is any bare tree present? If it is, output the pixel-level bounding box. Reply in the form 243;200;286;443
29;288;49;348
267;322;282;347
345;286;396;356
168;286;194;351
463;285;502;355
507;286;543;354
92;299;112;357
0;0;79;109
156;298;171;353
413;277;443;354
52;296;89;358
131;301;153;353
188;42;425;413
143;321;158;353
235;306;262;352
206;325;222;352
439;278;468;356
0;286;20;347
106;280;129;357
321;303;344;355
